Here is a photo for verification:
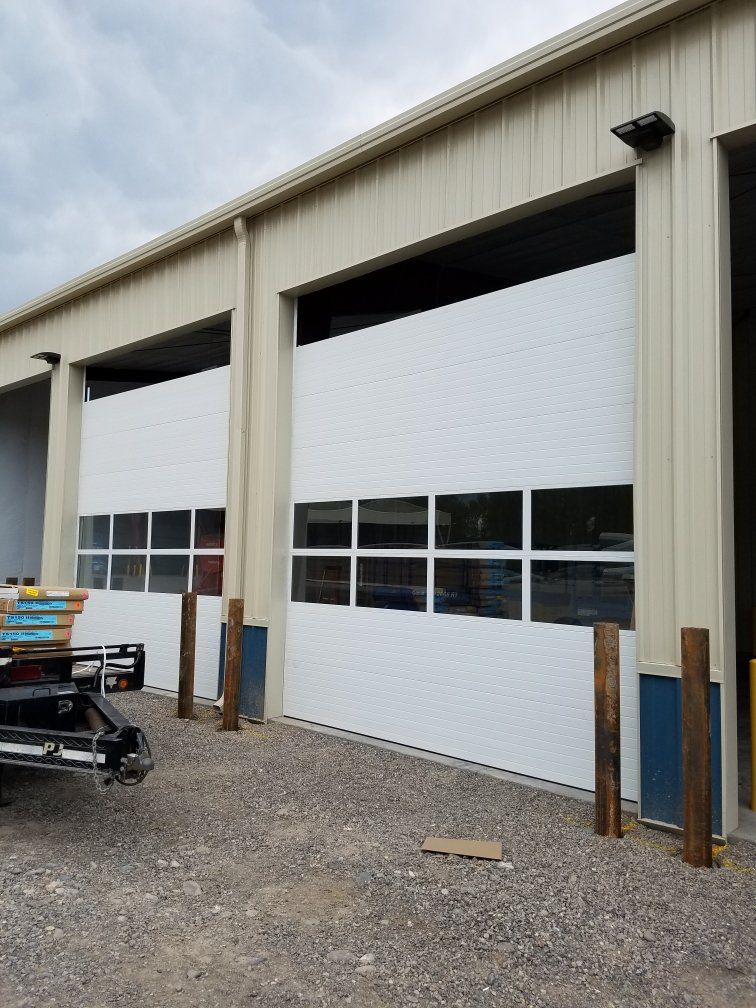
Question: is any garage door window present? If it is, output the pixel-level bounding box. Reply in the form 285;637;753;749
294;501;352;548
531;560;634;629
76;509;225;596
532;485;633;551
357;557;427;610
110;555;147;592
151;510;191;549
113;513;148;550
358;497;428;548
291;556;351;605
434;558;522;619
436;491;522;549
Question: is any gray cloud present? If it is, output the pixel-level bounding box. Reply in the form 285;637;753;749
0;0;618;313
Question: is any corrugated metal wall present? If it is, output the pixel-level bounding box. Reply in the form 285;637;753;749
1;232;236;390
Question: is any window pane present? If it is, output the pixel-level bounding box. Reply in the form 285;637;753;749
358;497;428;548
531;561;634;628
293;501;352;548
78;515;110;550
148;555;189;594
357;557;426;611
532;485;633;551
195;508;225;549
112;513;148;550
151;510;191;549
193;554;224;597
77;554;108;590
436;492;522;549
110;555;146;592
434;558;522;619
291;556;350;605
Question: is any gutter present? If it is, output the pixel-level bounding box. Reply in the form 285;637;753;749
0;0;706;334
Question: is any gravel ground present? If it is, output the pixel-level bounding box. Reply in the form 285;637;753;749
0;692;754;1008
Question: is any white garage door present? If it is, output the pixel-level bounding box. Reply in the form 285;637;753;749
284;255;638;799
73;367;229;699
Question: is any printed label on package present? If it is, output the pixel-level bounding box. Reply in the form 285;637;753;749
5;614;58;625
16;600;67;611
0;629;54;642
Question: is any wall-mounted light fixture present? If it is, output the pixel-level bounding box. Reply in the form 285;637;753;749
30;351;61;366
610;111;675;152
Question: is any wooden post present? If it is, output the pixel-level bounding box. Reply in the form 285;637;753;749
177;591;197;719
221;597;244;731
594;622;622;838
681;627;712;868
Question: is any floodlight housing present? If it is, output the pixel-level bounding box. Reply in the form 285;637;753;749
610;111;675;151
30;351;61;365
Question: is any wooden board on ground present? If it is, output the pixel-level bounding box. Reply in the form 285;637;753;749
421;836;503;860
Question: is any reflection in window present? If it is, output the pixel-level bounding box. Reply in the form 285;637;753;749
195;508;226;549
113;513;148;550
148;555;190;594
532;485;633;551
531;561;634;628
79;515;110;550
293;501;352;548
291;556;351;605
151;510;191;549
110;555;147;592
77;554;108;590
434;558;522;619
357;557;427;611
193;554;224;596
358;497;428;548
436;491;522;549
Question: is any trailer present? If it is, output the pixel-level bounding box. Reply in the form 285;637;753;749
0;642;154;800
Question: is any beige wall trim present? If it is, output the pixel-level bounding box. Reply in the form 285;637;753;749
0;0;708;336
40;362;84;585
710;116;756;144
223;218;253;607
637;661;725;684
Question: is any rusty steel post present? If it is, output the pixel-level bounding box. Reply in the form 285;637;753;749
177;591;197;719
681;627;712;868
594;622;622;838
221;597;244;731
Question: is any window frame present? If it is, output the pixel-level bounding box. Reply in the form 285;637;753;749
76;507;226;596
290;483;634;625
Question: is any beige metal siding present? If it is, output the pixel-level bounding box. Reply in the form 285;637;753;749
1;232;236;390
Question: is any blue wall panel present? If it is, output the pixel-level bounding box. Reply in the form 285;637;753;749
639;674;722;835
218;623;268;721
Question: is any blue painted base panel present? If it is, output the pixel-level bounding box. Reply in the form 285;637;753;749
639;674;722;835
218;623;268;721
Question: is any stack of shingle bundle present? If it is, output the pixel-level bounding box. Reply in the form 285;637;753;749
0;585;89;648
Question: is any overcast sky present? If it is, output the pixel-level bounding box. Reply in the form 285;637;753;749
0;0;620;314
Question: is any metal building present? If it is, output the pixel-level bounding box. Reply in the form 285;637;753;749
1;0;755;836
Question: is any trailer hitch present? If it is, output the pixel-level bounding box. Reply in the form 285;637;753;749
117;728;154;786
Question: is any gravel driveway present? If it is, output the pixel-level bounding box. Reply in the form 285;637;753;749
0;692;754;1008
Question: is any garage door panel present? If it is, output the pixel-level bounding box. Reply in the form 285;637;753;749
286;256;637;798
294;260;634;397
74;590;222;699
284;607;637;795
75;367;229;697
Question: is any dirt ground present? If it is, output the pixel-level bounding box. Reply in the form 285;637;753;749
0;692;754;1008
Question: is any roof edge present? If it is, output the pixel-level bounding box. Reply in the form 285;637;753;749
0;0;702;334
